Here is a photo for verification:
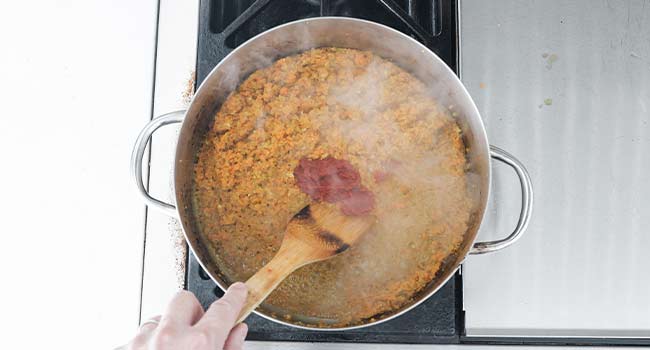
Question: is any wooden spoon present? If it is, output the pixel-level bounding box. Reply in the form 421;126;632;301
236;202;375;323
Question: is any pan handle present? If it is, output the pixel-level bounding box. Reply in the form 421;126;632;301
130;110;186;217
470;145;533;254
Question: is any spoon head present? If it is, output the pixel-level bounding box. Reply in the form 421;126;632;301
287;202;375;256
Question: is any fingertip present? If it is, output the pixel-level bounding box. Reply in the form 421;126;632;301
227;282;248;299
233;323;249;343
198;283;248;333
161;290;204;326
223;322;249;350
239;323;249;341
229;282;247;292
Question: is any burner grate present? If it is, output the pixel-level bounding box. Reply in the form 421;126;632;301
197;0;457;84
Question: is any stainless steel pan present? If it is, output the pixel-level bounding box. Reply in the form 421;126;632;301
131;17;533;330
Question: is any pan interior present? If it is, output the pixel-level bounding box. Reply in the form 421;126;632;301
175;18;489;329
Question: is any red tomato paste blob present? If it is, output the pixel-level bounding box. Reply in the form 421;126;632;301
293;157;375;216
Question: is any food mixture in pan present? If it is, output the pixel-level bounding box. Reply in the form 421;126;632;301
193;48;476;326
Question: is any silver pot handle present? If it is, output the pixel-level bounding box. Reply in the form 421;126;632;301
130;110;186;217
470;145;534;254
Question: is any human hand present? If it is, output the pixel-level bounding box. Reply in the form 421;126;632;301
124;282;248;350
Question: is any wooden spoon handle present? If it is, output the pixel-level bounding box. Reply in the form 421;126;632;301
236;244;311;323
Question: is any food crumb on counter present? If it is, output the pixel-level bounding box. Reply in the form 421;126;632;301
545;53;559;70
182;70;196;105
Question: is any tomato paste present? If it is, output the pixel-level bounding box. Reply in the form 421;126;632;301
293;157;375;216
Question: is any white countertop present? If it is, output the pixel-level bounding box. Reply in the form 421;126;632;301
0;0;158;348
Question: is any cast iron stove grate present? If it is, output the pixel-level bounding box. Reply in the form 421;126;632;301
188;0;462;344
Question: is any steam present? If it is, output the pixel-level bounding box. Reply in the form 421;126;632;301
211;19;479;242
204;20;482;322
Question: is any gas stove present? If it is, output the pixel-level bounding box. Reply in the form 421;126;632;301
187;0;462;344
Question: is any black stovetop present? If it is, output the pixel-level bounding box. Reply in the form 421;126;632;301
188;0;463;344
195;0;458;84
